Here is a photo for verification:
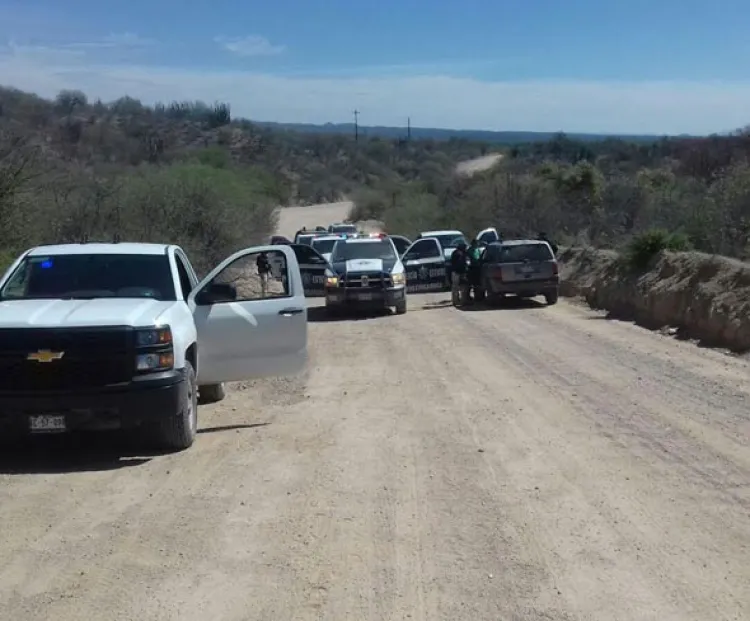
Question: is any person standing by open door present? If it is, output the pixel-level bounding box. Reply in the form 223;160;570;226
256;251;271;297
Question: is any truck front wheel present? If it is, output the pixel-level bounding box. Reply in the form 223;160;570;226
158;361;198;451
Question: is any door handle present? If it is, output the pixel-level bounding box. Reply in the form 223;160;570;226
278;308;304;316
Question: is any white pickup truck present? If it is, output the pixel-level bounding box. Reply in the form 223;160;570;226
0;242;308;451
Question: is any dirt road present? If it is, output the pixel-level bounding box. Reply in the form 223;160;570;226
1;291;748;620
276;202;353;238
455;153;503;176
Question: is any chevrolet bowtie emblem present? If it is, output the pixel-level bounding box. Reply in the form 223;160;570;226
27;350;65;363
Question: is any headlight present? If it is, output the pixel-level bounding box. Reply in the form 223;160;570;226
391;272;405;285
136;352;174;372
135;326;172;347
135;326;174;374
325;275;339;287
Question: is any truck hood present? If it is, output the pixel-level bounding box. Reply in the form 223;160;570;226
0;298;182;328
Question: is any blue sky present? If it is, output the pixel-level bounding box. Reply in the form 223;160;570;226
1;0;749;133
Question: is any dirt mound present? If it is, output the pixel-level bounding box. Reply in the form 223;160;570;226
558;247;750;352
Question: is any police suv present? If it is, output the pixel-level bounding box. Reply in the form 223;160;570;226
324;235;407;316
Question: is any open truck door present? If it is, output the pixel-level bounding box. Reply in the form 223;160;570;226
189;245;307;385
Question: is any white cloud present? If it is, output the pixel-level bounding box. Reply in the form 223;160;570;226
0;33;154;65
0;44;749;134
215;35;286;57
71;33;156;49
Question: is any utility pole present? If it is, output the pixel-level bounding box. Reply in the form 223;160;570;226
407;116;411;141
353;109;359;142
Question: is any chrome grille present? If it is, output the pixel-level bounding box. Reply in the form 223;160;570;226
343;272;391;288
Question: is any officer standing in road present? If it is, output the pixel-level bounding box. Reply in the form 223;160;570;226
256;251;271;297
467;239;483;300
450;241;469;305
537;231;558;254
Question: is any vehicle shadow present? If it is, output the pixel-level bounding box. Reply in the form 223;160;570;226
457;297;548;312
419;299;454;311
0;433;168;475
197;422;270;434
306;305;392;323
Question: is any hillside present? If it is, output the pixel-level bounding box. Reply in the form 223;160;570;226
351;128;750;261
4;83;746;274
254;121;672;144
0;85;494;271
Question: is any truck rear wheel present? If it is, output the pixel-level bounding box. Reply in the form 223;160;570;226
158;361;198;451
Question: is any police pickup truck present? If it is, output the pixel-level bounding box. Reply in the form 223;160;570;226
0;242;308;451
324;235;407;316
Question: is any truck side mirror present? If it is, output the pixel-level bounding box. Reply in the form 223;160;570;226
195;282;238;305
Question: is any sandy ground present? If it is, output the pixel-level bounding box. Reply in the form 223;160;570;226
1;198;748;620
455;153;503;176
1;295;748;620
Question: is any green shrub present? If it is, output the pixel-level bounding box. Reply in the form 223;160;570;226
626;229;692;271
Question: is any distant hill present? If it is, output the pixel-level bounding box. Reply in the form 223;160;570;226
253;121;678;144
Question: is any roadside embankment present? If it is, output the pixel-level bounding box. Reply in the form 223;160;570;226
558;247;750;352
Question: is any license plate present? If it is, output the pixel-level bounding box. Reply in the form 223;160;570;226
29;415;66;433
358;292;373;301
519;265;536;274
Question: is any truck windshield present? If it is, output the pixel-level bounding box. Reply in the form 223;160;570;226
0;254;177;301
331;240;396;262
312;238;340;254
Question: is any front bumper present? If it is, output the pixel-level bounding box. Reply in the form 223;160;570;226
0;370;186;434
325;285;406;308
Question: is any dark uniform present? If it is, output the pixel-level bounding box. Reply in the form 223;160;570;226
450;243;469;305
537;232;558;254
467;240;483;296
256;252;271;297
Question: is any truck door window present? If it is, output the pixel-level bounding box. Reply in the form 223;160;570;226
294;244;327;264
405;240;439;261
202;250;291;303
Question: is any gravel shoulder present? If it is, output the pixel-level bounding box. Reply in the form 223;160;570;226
1;292;748;620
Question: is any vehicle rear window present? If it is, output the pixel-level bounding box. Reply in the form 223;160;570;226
495;243;554;263
0;254;177;301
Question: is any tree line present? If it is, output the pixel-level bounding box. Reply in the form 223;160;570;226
351;131;750;265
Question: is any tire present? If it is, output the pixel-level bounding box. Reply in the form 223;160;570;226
395;300;407;315
326;304;340;318
157;361;198;451
474;287;486;303
198;382;225;405
545;291;559;305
